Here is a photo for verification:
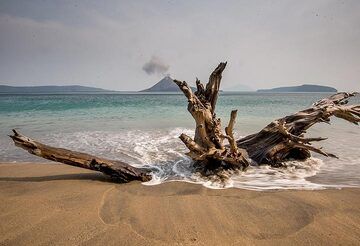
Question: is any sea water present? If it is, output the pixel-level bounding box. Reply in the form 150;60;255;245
0;92;359;190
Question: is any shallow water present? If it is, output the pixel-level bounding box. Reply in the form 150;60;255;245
0;93;359;190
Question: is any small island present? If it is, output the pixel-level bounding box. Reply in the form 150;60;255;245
141;75;196;92
0;85;114;94
257;84;337;93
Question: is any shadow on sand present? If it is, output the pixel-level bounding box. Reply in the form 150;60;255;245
0;172;115;183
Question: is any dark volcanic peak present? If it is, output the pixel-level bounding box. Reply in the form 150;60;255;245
141;76;195;92
257;84;337;93
0;85;114;94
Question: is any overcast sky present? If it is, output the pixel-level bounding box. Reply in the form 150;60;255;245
0;0;359;91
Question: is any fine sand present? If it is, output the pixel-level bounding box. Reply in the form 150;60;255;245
0;163;359;245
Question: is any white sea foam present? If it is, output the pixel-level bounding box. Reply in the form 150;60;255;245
3;128;359;190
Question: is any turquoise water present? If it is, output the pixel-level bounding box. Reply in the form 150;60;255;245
0;93;330;132
0;93;359;190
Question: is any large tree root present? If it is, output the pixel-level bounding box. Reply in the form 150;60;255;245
174;62;250;173
174;62;360;173
9;130;152;182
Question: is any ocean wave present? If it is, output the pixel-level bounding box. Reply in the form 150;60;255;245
2;128;358;190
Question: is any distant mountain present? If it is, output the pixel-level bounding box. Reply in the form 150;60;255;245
141;76;195;92
223;84;254;92
257;84;337;93
0;85;114;94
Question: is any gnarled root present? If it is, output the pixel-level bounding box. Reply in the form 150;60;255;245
175;62;359;173
174;62;249;174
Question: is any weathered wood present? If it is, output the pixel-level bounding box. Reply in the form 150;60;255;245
174;62;250;172
174;62;360;172
9;130;152;182
225;110;238;154
236;92;359;165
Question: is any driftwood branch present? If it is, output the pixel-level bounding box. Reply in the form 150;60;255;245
9;130;151;182
236;92;359;165
205;62;227;113
225;110;238;154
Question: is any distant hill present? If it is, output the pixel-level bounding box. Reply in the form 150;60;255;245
141;76;195;92
223;84;254;92
257;84;337;93
0;85;114;94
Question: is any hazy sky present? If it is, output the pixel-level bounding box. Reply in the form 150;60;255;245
0;0;359;91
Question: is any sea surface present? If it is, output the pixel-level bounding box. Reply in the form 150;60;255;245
0;92;359;190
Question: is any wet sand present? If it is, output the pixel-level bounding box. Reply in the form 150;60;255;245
0;162;359;245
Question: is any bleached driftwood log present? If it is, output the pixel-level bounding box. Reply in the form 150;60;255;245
9;130;151;182
9;62;360;181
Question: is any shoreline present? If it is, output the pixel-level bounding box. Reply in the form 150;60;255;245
2;160;357;191
1;162;359;245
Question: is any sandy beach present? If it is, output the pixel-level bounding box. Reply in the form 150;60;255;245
1;0;360;244
0;162;359;245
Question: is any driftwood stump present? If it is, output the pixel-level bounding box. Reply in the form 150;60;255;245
174;62;250;173
9;62;360;182
174;62;360;173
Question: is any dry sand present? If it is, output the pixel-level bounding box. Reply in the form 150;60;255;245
0;162;359;245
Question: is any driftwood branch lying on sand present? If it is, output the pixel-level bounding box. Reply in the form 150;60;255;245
9;130;151;182
9;62;360;182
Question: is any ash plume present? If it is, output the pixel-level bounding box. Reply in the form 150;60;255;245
142;56;169;75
